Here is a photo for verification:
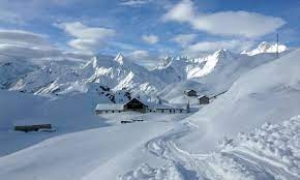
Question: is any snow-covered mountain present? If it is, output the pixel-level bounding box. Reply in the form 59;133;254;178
157;48;288;103
0;53;165;95
0;59;38;89
242;41;287;56
0;42;289;103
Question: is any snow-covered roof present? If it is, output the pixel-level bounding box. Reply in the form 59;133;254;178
152;104;185;110
197;95;209;98
95;104;124;111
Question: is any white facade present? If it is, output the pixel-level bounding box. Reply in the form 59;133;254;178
95;104;124;114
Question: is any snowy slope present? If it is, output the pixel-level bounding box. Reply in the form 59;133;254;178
121;116;300;180
0;58;38;89
179;49;300;152
158;80;205;104
119;49;300;180
0;111;189;180
151;56;206;83
158;48;286;103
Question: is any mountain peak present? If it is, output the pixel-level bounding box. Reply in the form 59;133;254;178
257;41;270;51
89;56;99;68
114;53;125;65
242;41;288;56
215;48;228;55
213;48;235;59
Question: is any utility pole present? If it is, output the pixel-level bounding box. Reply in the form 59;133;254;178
276;33;279;59
186;97;190;113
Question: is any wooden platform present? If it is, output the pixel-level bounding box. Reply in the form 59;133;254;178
14;124;52;132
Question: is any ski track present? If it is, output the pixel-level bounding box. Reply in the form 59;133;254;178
121;121;300;180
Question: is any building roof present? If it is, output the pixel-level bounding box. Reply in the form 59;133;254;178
152;104;186;110
124;97;149;106
95;103;124;111
184;89;197;92
197;95;209;98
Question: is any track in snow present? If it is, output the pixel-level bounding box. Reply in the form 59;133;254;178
119;119;300;180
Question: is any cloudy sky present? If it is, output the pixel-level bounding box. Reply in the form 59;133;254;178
0;0;299;60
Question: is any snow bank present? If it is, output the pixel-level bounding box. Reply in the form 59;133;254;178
206;115;300;179
119;162;184;180
122;115;300;180
179;49;300;152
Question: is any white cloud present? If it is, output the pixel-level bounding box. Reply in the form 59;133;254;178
119;0;151;6
163;0;285;38
126;50;159;70
0;29;60;59
56;22;116;52
172;33;197;47
0;29;53;49
0;45;61;59
0;29;91;60
0;29;61;58
184;40;255;57
162;0;194;22
127;50;150;60
142;34;159;44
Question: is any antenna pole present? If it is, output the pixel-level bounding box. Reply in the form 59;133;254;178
276;33;279;59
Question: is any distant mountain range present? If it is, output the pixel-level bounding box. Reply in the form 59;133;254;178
0;42;288;104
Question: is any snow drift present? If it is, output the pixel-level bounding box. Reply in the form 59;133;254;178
180;49;300;152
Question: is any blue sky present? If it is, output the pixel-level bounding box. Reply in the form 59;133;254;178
0;0;299;60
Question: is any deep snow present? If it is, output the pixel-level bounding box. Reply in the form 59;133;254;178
0;46;299;180
118;49;300;179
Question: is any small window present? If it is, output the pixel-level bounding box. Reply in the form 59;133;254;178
112;110;115;113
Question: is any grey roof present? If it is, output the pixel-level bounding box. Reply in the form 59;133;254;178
197;95;209;98
184;89;197;92
95;104;124;111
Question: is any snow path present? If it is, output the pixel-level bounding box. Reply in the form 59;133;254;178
144;122;225;180
123;123;211;179
120;118;300;180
